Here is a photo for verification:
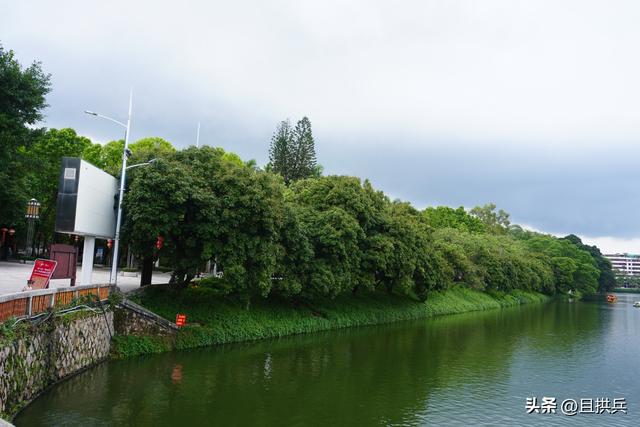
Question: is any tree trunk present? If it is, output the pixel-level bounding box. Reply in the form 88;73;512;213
141;256;154;286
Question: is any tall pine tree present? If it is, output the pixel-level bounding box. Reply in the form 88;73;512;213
268;117;317;184
268;119;294;184
292;117;316;180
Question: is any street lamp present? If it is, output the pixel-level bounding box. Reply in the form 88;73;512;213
84;89;133;286
25;198;40;257
126;158;157;170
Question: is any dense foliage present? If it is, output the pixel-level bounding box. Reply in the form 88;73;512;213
0;44;50;229
123;147;284;296
562;234;616;292
121;146;614;301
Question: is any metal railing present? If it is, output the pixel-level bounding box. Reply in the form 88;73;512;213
0;285;111;323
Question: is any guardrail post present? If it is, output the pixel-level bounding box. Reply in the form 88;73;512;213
28;295;33;317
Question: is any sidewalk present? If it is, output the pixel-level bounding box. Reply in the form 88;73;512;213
0;261;171;295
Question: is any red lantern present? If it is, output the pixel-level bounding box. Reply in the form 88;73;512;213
107;239;113;249
155;236;164;250
175;313;187;327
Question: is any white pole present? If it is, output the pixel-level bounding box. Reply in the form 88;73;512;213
81;236;96;285
196;122;201;147
110;89;133;286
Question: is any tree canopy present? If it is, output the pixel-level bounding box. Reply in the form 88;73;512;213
122;148;610;302
0;44;51;227
423;206;485;233
469;203;511;233
21;128;98;245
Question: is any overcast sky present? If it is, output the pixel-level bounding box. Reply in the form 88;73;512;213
3;0;640;253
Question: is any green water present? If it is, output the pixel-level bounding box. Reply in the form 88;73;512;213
14;294;640;426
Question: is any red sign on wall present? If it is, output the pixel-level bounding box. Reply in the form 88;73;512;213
175;313;187;327
28;259;58;290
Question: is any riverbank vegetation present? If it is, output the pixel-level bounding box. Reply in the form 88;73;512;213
121;144;615;303
111;285;549;358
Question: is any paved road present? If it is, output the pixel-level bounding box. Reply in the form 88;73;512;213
0;261;171;295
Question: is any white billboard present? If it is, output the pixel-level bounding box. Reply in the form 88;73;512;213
55;158;118;239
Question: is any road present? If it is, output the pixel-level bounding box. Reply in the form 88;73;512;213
0;261;171;295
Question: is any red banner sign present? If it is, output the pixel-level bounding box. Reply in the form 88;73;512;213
28;259;58;290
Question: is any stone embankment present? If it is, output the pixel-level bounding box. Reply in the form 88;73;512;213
0;310;113;417
0;293;178;421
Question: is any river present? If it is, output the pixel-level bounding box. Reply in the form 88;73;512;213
14;293;640;426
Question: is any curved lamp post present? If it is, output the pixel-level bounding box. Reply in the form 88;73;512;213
84;90;132;286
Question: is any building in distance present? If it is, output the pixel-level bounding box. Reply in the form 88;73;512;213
604;253;640;276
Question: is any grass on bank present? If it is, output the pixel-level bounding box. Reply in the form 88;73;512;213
112;285;549;357
613;287;640;294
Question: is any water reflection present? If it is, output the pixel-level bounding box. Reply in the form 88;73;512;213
15;297;639;426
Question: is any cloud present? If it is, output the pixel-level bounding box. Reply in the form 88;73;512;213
2;0;640;248
580;236;640;255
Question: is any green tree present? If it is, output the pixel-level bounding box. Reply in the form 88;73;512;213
469;203;511;233
0;44;51;228
23;128;95;247
519;233;600;295
562;234;616;292
423;206;486;233
96;137;175;177
100;140;125;176
124;146;285;298
291;117;317;180
268;120;294;184
123;157;208;286
268;117;319;184
81;142;106;168
128;137;175;163
285;176;378;297
379;202;448;299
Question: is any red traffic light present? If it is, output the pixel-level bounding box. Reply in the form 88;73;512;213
155;236;164;250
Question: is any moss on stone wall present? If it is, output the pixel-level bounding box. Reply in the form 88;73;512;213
0;311;113;420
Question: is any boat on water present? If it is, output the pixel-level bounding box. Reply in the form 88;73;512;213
633;301;640;308
607;294;618;303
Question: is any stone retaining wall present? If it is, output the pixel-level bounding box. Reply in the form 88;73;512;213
0;310;113;418
114;299;178;336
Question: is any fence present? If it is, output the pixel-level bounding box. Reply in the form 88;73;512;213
0;284;111;323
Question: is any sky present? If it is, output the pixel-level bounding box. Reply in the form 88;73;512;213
2;0;640;253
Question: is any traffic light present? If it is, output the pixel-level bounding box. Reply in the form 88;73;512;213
155;236;164;250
